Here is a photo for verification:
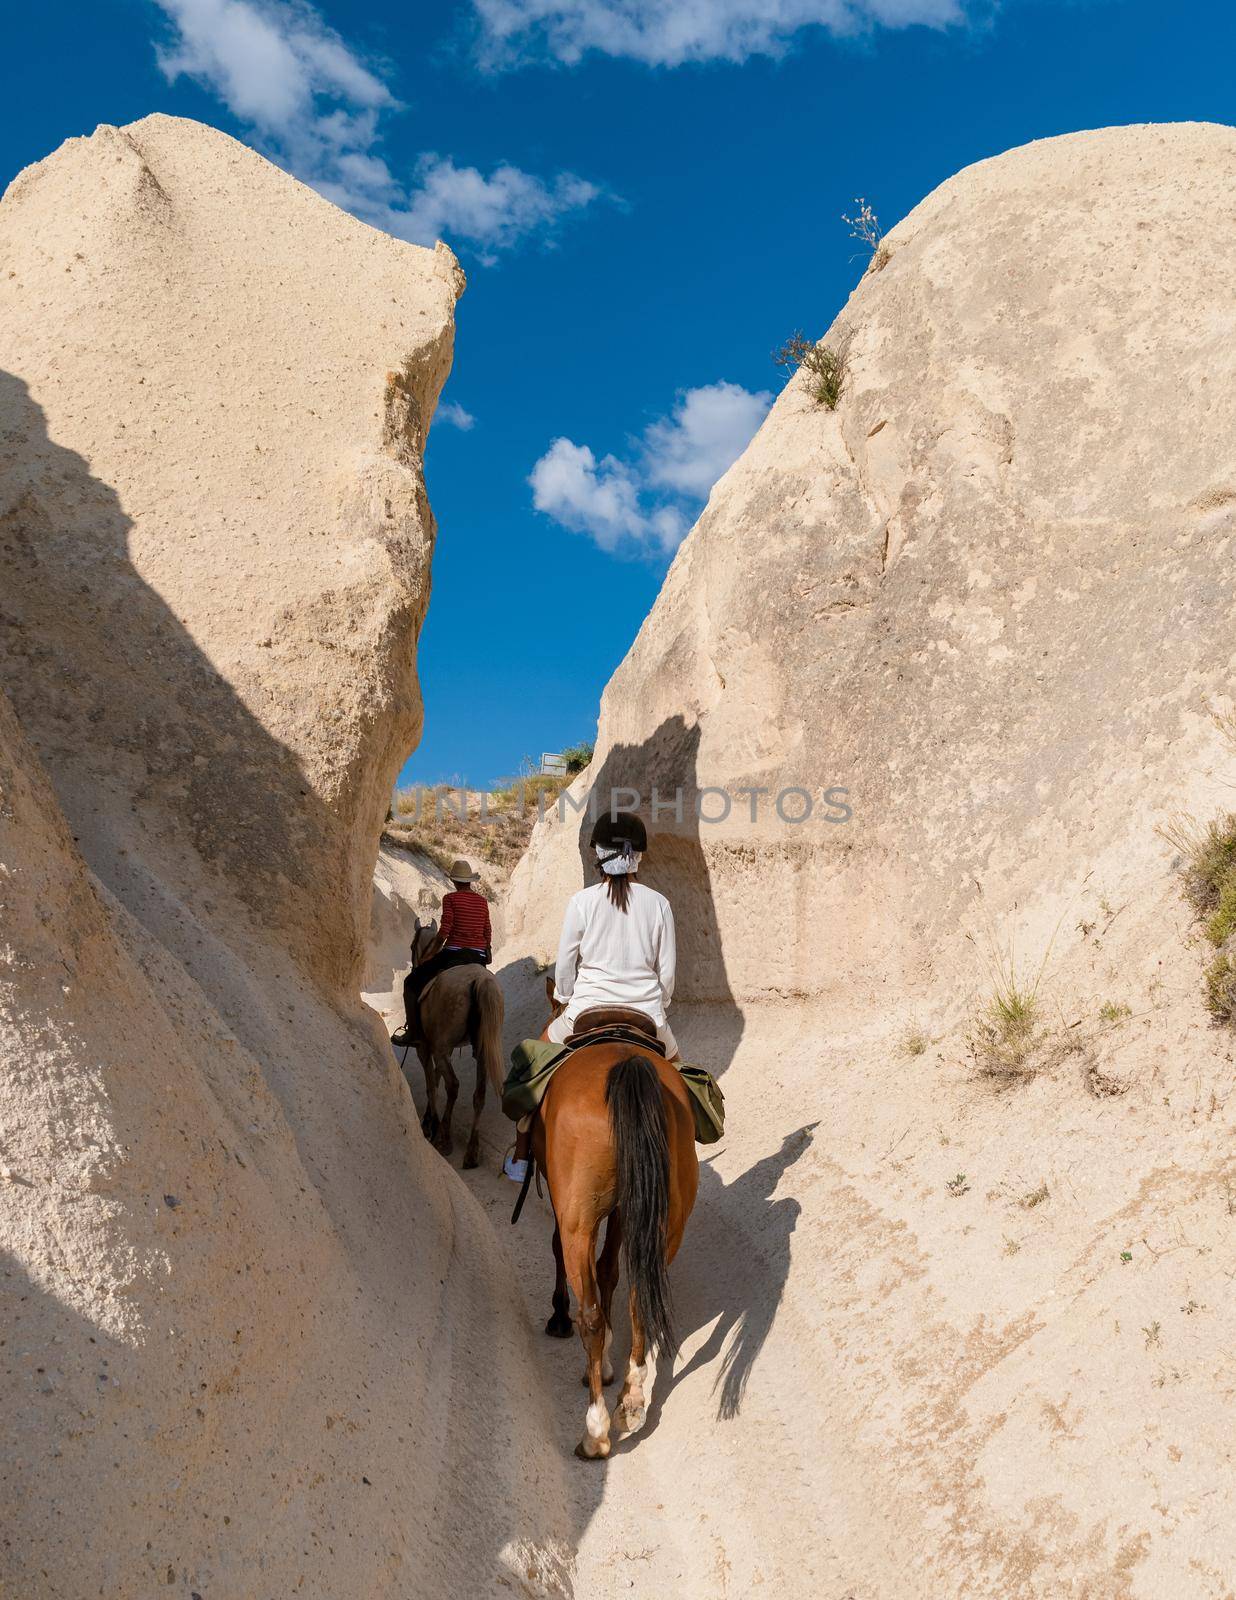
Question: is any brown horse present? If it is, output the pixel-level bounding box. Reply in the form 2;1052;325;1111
405;919;505;1169
534;978;699;1459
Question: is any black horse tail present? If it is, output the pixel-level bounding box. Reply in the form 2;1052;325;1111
606;1054;676;1357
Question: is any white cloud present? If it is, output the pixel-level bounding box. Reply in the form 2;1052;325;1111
530;439;668;554
529;381;771;558
437;400;477;430
152;0;600;255
472;0;968;67
401;156;600;262
643;380;772;497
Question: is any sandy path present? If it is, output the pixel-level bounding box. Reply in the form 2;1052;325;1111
400;998;855;1600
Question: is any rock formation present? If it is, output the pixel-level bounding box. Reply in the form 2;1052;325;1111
1;117;573;1599
364;843;454;1025
502;124;1236;1595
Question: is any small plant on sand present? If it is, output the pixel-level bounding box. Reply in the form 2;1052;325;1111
899;1022;929;1058
774;332;847;410
946;1172;970;1197
1206;876;1236;950
1120;1249;1133;1263
1142;1321;1162;1350
1099;1000;1132;1023
1160;809;1236;1023
1158;812;1236;925
1022;1182;1050;1209
969;967;1049;1081
1204;953;1236;1023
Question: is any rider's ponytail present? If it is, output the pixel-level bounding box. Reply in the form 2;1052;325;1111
598;858;634;911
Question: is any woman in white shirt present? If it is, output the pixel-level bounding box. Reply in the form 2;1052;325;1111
548;812;679;1059
503;812;679;1183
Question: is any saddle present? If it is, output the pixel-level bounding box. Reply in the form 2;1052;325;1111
563;1006;666;1057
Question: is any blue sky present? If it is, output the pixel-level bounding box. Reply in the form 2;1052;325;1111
4;0;1234;786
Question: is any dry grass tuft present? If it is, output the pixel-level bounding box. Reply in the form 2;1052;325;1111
1160;807;1236;1023
1211;704;1236;756
899;1022;930;1058
968;957;1048;1080
1157;811;1236;924
1204;952;1236;1023
774;332;847;410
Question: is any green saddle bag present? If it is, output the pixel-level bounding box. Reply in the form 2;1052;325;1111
678;1064;725;1145
502;1039;725;1145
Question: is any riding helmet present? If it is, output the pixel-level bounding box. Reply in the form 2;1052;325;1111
590;812;648;852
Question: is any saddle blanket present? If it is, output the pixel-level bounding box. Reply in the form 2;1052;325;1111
503;1035;725;1145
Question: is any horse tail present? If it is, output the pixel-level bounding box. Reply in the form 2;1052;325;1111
473;974;505;1094
606;1055;677;1357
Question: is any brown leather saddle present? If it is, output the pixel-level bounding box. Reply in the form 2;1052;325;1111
563;1005;666;1057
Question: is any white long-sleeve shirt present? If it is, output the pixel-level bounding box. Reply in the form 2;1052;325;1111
553;881;676;1026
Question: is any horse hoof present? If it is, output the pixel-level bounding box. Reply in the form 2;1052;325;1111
574;1440;610;1462
617;1403;646;1437
462;1147;479;1170
545;1314;573;1339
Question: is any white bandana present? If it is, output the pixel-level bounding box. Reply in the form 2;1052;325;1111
596;842;641;876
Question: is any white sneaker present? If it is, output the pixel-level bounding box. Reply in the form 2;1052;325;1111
503;1156;529;1183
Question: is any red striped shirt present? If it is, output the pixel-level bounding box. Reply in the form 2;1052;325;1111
439;889;491;951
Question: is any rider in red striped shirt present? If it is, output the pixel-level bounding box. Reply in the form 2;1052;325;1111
399;859;492;1038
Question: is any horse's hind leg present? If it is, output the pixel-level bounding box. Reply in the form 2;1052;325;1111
590;1214;621;1386
546;1225;572;1338
562;1221;611;1460
433;1053;458;1156
617;1203;683;1436
616;1284;649;1438
417;1045;438;1141
462;1054;485;1170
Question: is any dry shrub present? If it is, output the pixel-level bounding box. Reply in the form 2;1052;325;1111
774;332;846;410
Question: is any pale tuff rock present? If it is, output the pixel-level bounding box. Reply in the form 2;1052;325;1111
364;842;454;1023
503;124;1236;1596
0;117;575;1599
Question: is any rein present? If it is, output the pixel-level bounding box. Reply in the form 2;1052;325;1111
510;1154;537;1224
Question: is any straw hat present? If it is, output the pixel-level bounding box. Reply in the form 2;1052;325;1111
448;858;479;883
